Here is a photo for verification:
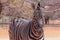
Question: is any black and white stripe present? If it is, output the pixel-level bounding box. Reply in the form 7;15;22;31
9;2;44;40
9;18;44;40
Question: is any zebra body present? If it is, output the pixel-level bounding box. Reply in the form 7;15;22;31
9;18;44;40
9;2;44;40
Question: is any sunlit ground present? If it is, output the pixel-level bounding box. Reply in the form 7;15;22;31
0;20;60;40
0;27;9;40
44;25;60;40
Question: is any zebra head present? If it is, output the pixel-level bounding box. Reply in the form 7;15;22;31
29;2;44;40
32;2;42;21
32;2;43;25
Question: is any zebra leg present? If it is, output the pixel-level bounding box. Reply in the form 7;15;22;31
40;36;44;40
39;32;44;40
42;35;44;40
43;38;44;40
42;32;44;40
39;36;44;40
42;36;44;40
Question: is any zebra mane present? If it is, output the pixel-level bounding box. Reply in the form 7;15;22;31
28;2;43;40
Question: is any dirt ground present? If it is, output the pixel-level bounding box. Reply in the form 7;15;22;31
44;25;60;40
0;20;60;40
0;27;9;40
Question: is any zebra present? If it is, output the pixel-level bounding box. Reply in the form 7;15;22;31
9;2;44;40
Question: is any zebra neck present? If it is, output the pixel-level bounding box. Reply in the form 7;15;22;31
32;17;39;29
29;18;42;40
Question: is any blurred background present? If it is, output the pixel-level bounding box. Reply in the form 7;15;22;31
0;0;60;40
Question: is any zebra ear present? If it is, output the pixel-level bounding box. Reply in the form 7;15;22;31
38;2;40;7
31;3;35;10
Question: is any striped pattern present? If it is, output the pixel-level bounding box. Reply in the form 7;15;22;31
9;18;44;40
9;2;44;40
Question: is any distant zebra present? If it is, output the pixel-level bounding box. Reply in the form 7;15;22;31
9;2;44;40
